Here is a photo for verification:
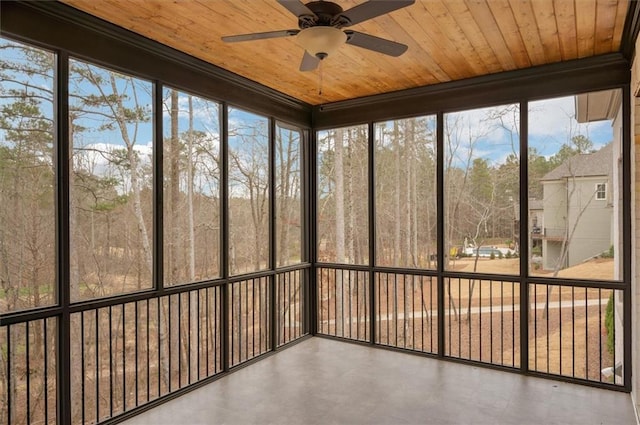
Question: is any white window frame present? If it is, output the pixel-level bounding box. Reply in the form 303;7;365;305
595;183;607;200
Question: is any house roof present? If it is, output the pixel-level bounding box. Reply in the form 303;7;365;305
541;143;613;181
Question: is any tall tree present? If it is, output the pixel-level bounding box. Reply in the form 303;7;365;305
0;39;56;423
187;95;196;280
169;89;180;283
69;61;153;298
276;126;300;266
0;40;56;312
228;115;269;274
549;134;595;167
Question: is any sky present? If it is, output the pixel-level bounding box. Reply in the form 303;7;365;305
1;35;618;181
444;96;615;168
317;93;616;171
529;95;614;155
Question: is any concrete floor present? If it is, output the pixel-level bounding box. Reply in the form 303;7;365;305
124;337;636;425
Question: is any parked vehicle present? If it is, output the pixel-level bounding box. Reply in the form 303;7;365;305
463;246;513;258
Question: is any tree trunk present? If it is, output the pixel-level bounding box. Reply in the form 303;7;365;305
393;121;401;265
405;121;416;345
333;129;345;334
188;96;196;281
69;114;80;301
169;89;180;283
410;122;418;267
68;113;85;420
346;129;355;263
277;128;294;266
109;75;153;274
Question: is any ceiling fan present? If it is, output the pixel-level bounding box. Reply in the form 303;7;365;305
222;0;415;71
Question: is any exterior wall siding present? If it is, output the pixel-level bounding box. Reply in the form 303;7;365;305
542;180;568;270
567;177;612;267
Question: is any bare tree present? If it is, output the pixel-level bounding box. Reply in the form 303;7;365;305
542;143;603;318
168;89;181;283
187;96;196;280
333;129;345;334
0;39;57;424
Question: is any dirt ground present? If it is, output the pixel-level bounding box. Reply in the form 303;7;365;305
449;258;615;381
450;257;615;280
320;257;618;383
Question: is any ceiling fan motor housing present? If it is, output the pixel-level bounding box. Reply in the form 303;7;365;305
298;1;350;29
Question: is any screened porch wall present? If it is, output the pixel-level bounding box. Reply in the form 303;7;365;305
0;2;636;425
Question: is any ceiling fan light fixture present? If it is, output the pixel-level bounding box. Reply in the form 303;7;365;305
296;26;346;59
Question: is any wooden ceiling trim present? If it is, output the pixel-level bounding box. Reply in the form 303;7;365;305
185;2;250;39
1;1;312;125
316;57;390;104
109;1;192;33
531;0;562;64
443;1;503;74
355;17;442;91
351;37;414;87
487;0;532;68
594;0;621;55
217;0;290;34
313;53;630;129
553;0;578;60
57;0;629;105
400;3;470;81
89;1;213;62
427;0;491;76
465;0;518;71
316;53;396;104
139;0;291;94
180;1;316;99
359;18;436;85
326;66;392;101
331;50;403;93
196;1;259;37
508;0;547;66
620;0;640;59
576;0;597;58
180;1;302;72
613;0;630;53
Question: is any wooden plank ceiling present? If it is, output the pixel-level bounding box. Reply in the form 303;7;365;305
60;0;629;106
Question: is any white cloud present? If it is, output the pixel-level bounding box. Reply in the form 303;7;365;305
529;96;612;138
529;96;576;138
529;96;613;156
445;104;520;167
72;140;153;193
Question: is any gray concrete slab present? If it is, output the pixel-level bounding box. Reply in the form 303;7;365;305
123;337;636;425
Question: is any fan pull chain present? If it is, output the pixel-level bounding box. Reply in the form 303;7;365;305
318;59;323;96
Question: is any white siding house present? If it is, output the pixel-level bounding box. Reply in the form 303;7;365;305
540;143;613;271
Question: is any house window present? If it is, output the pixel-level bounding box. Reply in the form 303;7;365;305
596;183;607;200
